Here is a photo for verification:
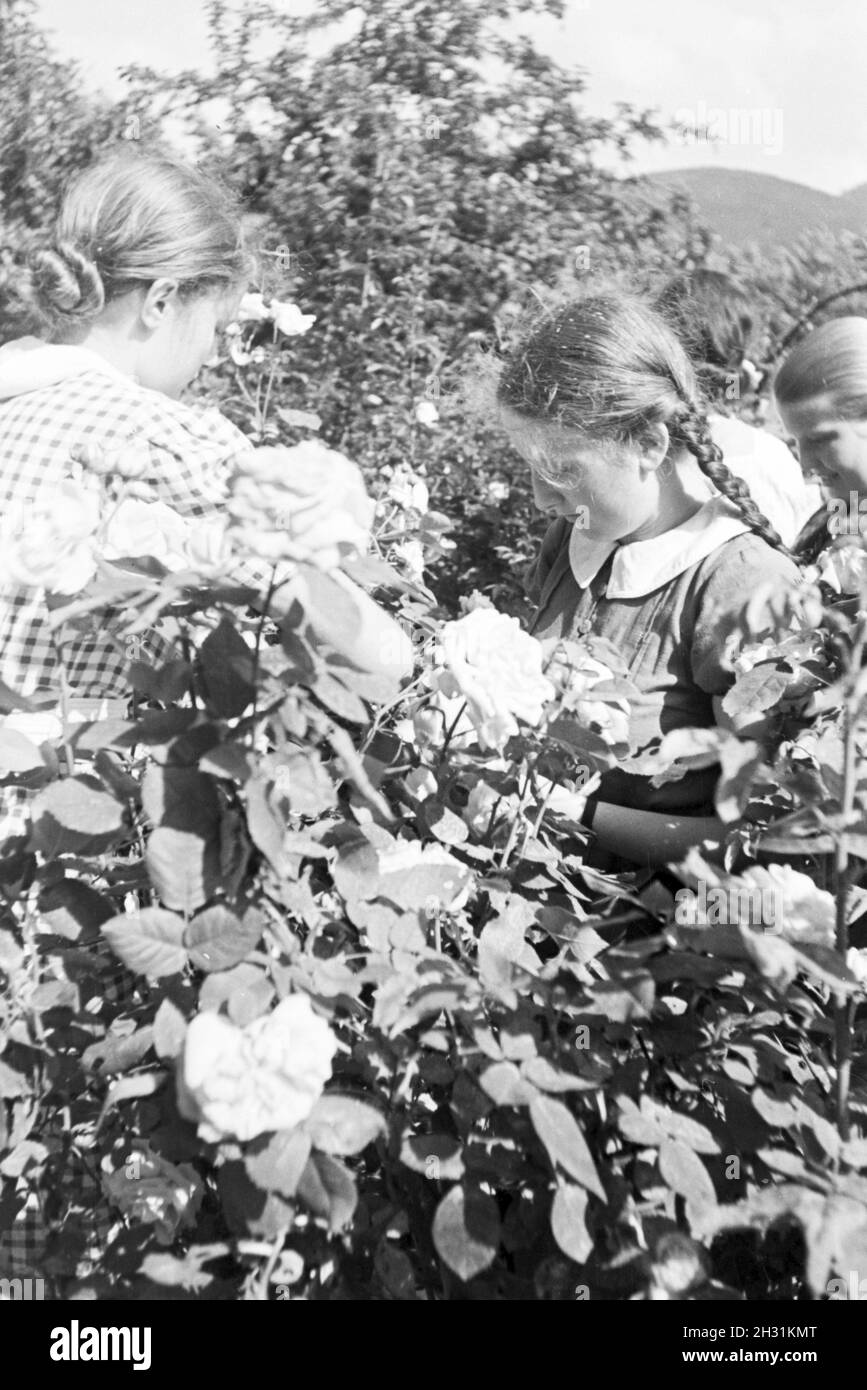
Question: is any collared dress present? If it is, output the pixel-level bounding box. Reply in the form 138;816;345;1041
527;497;801;815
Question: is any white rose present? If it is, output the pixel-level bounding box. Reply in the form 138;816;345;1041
741;863;835;946
102;499;193;570
818;541;867;595
388;470;429;513
270;299;316;336
184;517;238;577
436;609;555;751
177;994;338;1143
393;540;426;579
0;479;100;594
415;400;439;428
228;442;375;570
238;292;271;323
848;948;867;989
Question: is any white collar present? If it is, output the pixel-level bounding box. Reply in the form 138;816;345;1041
568;495;751;598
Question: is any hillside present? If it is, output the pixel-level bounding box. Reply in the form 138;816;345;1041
637;167;867;249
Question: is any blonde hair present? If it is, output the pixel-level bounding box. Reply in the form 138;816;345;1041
774;316;867;419
2;147;252;342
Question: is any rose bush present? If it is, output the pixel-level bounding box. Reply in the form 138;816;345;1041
0;403;866;1306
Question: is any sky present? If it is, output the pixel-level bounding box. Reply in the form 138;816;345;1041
35;0;867;195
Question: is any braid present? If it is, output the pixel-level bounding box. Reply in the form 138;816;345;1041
674;409;793;559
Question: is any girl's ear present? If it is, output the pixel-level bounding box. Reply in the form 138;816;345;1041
635;421;671;473
139;278;180;330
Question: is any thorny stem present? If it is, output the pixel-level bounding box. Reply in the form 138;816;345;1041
250;566;280;748
258;324;281;439
437;699;468;765
50;634;75;777
835;621;866;1142
498;760;536;870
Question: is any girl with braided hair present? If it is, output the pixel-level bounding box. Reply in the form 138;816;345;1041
497;293;801;869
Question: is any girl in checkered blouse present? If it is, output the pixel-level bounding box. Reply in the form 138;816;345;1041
0;147;264;707
0;149;269;842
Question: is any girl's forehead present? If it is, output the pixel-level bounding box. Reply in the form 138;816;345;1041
777;394;839;430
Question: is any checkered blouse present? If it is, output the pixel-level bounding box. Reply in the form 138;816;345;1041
0;359;259;700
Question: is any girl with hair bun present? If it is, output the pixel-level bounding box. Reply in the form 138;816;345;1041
0;146;260;710
498;293;802;869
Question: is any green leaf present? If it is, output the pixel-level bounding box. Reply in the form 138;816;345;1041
305;1095;386;1155
153;998;188;1060
641;1098;721;1155
432;1186;500;1281
199;743;254;784
0;1058;28;1098
146;826;220;914
245;1127;313;1198
299;567;362;654
658;1138;716;1210
0;727;44;773
722;666;790;719
269;748;336;818
31;777;126;855
296;1151;357;1232
308;667;369;724
521;1057;593;1093
243;774;288;874
480;1061;539;1107
716;738;765;823
199;618;257;717
198;963;275;1023
529;1094;605;1199
102;907;188;978
752;1088;799;1129
36;878;116;944
399;1133;465;1180
419;799;469;846
185;905;262;973
141;764;220;836
378;859;472;913
550;1184;593;1264
100;1070;166;1117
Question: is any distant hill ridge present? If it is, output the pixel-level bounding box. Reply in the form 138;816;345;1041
636;167;867;250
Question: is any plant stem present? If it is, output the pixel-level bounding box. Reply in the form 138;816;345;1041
835;627;865;1141
437;699;468;764
258;324;280;439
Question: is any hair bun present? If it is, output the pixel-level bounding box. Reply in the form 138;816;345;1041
30;240;105;321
